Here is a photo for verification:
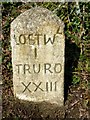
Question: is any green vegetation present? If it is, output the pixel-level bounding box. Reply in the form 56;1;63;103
2;2;90;118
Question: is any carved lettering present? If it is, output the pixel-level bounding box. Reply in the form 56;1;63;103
21;81;57;93
33;82;44;92
46;82;48;91
56;26;62;34
34;48;37;59
44;63;53;73
45;81;57;92
22;82;31;93
35;34;42;46
17;32;62;46
54;63;62;73
33;64;40;73
24;64;31;74
44;34;55;45
19;34;26;44
16;63;62;74
16;64;22;74
28;34;35;45
54;81;57;91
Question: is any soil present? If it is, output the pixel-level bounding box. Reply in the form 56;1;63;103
2;2;90;119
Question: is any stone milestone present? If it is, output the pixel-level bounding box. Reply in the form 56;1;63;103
11;7;65;106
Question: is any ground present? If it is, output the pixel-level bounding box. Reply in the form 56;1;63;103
2;2;90;119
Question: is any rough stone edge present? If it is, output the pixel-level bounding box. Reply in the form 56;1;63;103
11;6;64;29
10;6;65;114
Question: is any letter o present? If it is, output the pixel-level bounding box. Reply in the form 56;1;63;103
54;63;62;73
19;34;26;44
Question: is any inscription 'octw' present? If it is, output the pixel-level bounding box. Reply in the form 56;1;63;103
14;26;62;59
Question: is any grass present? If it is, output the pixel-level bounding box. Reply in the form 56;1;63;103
2;2;90;119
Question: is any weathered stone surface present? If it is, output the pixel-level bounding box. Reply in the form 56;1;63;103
11;7;65;106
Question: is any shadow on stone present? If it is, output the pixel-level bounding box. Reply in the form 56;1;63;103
13;98;65;119
64;36;80;101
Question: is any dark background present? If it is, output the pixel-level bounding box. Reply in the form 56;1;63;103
2;2;90;119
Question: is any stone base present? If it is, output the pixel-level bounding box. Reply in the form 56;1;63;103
14;98;65;119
